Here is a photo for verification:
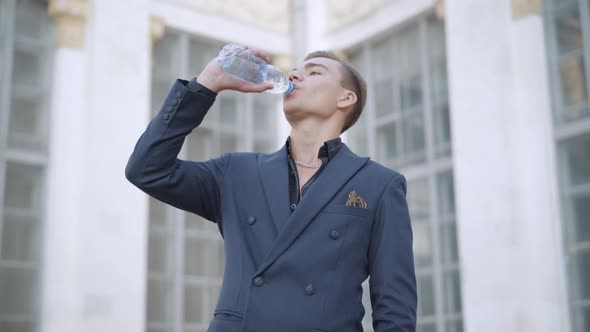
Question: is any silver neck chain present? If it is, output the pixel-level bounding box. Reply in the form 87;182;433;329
294;160;322;169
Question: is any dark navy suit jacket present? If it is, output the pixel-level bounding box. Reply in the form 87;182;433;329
125;79;417;332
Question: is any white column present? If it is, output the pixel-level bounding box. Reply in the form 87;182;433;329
445;0;568;331
42;0;151;331
42;1;88;331
79;0;150;331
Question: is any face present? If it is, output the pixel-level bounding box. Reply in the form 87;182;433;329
283;57;353;124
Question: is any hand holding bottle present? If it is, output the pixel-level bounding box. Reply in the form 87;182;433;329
196;45;275;94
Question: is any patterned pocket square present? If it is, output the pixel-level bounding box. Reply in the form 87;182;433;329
345;191;367;209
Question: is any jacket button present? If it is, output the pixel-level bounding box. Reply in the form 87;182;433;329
166;106;173;112
330;230;340;240
254;276;264;287
248;216;256;225
171;99;178;105
304;283;315;295
290;204;297;210
176;91;182;98
163;114;170;120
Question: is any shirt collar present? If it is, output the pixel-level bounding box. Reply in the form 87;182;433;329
285;136;343;162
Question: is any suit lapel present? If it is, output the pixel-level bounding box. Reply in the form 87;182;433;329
258;145;291;235
255;144;370;276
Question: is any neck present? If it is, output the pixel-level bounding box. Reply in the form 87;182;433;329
288;119;340;164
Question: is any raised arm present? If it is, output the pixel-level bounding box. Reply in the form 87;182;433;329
125;48;274;221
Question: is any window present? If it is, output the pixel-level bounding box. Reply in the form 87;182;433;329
347;15;462;332
0;1;53;331
544;1;590;331
147;32;279;332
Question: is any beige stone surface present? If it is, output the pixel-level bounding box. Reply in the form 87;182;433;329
173;0;290;34
48;0;88;48
326;0;393;31
512;0;542;19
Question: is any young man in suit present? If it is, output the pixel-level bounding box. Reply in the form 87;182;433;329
126;47;417;332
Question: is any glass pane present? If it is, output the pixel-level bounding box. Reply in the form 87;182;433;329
570;249;590;301
147;278;172;323
408;178;430;220
12;47;40;87
573;305;590;332
208;284;221;315
402;113;425;158
253;94;277;132
1;217;39;262
218;95;238;127
184;237;209;277
554;3;583;56
417;274;435;317
376;122;398;162
443;269;463;314
184;285;205;323
154;34;181;75
417;323;436;332
15;0;43;40
441;222;459;265
562;133;590;185
430;61;448;103
373;37;393;80
148;231;169;274
0;267;37;315
413;223;432;268
375;79;394;117
437;171;456;217
400;75;422;110
187;128;216;160
8;97;45;151
345;112;368;156
149;197;168;226
445;319;463;332
189;39;218;77
434;103;451;156
558;55;588;111
0;321;33;332
571;193;590;243
151;80;173;116
220;133;238;153
4;163;42;212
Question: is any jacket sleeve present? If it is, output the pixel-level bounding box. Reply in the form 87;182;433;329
125;79;229;222
368;173;417;332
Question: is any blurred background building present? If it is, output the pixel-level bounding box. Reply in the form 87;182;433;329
0;0;587;331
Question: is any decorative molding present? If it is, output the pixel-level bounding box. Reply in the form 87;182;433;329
326;0;393;31
435;0;445;20
150;16;166;45
512;0;542;19
174;0;290;34
48;0;88;48
271;54;295;73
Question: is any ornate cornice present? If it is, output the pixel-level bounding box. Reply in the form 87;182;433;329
512;0;542;19
48;0;88;48
150;16;166;45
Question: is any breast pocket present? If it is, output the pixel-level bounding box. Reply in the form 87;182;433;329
321;204;370;220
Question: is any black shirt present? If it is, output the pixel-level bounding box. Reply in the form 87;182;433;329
185;78;344;213
286;137;343;213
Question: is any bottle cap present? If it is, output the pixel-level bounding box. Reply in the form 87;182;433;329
284;81;295;94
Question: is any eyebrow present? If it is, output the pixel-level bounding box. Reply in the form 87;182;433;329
292;62;330;72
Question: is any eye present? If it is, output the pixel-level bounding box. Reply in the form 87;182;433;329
310;71;321;76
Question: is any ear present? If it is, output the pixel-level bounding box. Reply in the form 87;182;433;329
337;90;357;109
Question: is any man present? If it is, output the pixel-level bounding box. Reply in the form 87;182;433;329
126;46;417;332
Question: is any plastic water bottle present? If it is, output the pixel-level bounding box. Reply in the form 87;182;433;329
217;44;295;94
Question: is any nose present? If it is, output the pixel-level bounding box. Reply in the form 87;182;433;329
288;70;302;82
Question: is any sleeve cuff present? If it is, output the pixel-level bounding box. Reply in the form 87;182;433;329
186;78;217;98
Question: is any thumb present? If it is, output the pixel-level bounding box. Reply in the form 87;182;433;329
242;82;274;93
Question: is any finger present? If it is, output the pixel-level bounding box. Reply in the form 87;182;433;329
241;83;274;93
249;48;271;63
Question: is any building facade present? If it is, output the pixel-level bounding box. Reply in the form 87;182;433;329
0;0;587;332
